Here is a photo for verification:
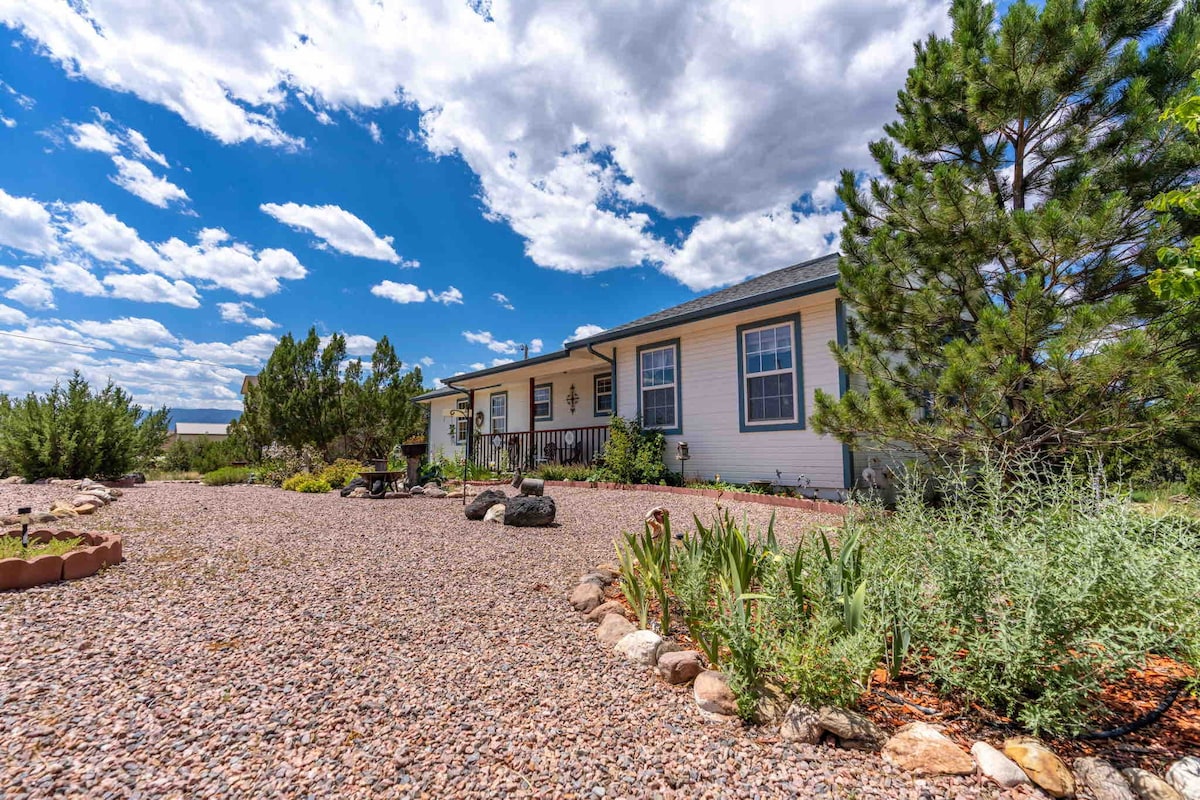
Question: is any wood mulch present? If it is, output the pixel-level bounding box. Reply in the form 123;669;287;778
861;654;1198;773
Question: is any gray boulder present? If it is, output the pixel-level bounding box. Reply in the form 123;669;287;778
464;489;508;520
504;495;556;527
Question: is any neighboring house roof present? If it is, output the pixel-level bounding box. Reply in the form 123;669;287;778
417;252;840;396
567;252;840;349
173;422;230;436
241;375;259;394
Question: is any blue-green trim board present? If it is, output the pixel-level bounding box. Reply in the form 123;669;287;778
835;299;853;490
735;313;805;433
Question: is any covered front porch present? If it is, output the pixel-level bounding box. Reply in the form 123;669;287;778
470;424;609;471
425;345;617;472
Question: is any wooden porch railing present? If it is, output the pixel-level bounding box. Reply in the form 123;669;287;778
471;425;610;471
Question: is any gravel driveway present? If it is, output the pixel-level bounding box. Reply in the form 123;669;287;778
0;483;1025;799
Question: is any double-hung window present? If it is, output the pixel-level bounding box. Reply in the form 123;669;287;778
533;384;552;421
490;392;508;433
454;398;470;444
637;340;680;433
738;317;803;431
593;373;613;416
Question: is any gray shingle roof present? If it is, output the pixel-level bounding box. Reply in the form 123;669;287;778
413;253;841;395
567;252;840;349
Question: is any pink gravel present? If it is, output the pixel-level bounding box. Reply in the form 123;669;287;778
0;483;1028;798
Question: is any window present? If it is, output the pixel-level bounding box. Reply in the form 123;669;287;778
454;398;469;444
533;384;552;421
594;373;613;416
737;316;803;432
637;340;681;433
489;392;507;433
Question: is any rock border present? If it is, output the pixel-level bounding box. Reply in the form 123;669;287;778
0;529;124;590
566;562;1195;796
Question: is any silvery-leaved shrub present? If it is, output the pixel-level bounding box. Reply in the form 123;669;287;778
856;461;1200;736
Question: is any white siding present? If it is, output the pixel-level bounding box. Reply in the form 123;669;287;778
613;289;847;490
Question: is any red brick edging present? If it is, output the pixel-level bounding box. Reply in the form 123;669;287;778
539;480;850;516
0;530;124;591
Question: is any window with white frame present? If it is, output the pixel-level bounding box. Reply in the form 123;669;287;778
533;384;552;421
454;398;469;444
742;322;798;425
594;373;613;416
639;344;678;429
490;392;507;433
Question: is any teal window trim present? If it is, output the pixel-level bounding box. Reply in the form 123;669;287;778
533;383;553;422
836;299;853;489
593;372;613;417
488;390;508;433
736;314;804;433
635;338;682;435
454;397;470;445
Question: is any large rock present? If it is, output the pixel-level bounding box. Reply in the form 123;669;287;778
464;489;508;520
483;504;506;524
1123;768;1184;800
1074;758;1135;800
569;582;604;613
585;601;626;623
971;742;1031;788
424;487;447;498
817;707;888;752
122;472;146;484
72;494;102;507
1003;737;1075;798
693;670;738;719
1168;757;1200;800
73;503;97;515
614;630;663;666
340;477;368;497
779;701;822;745
504;495;556;527
656;650;703;685
0;475;26;484
882;723;974;776
596;614;636;645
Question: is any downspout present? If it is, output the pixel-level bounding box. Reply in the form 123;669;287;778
586;343;617;415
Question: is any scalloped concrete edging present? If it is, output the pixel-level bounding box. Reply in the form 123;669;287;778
542;480;850;515
0;530;124;590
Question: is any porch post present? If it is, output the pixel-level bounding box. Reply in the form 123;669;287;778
528;377;536;433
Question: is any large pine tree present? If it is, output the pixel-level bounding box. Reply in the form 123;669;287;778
812;0;1200;466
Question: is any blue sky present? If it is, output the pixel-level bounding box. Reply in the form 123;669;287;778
0;0;954;410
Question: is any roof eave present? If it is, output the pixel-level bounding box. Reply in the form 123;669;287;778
565;273;840;350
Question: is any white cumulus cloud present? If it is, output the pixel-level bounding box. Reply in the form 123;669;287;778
371;281;427;304
492;292;514;310
0;187;58;256
110;156;189;208
217;301;278;330
463;331;543;356
261;202;403;263
568;324;605;341
1;0;949;290
103;273;200;308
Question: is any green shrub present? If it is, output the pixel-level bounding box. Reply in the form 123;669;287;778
318;458;364;488
596;416;668;484
531;463;595;481
858;463;1200;735
0;372;169;480
202;467;250;486
282;473;332;493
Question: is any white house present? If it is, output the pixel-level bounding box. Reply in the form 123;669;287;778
415;253;875;496
166;422;230;445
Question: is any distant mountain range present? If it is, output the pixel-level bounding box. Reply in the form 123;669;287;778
168;408;242;426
